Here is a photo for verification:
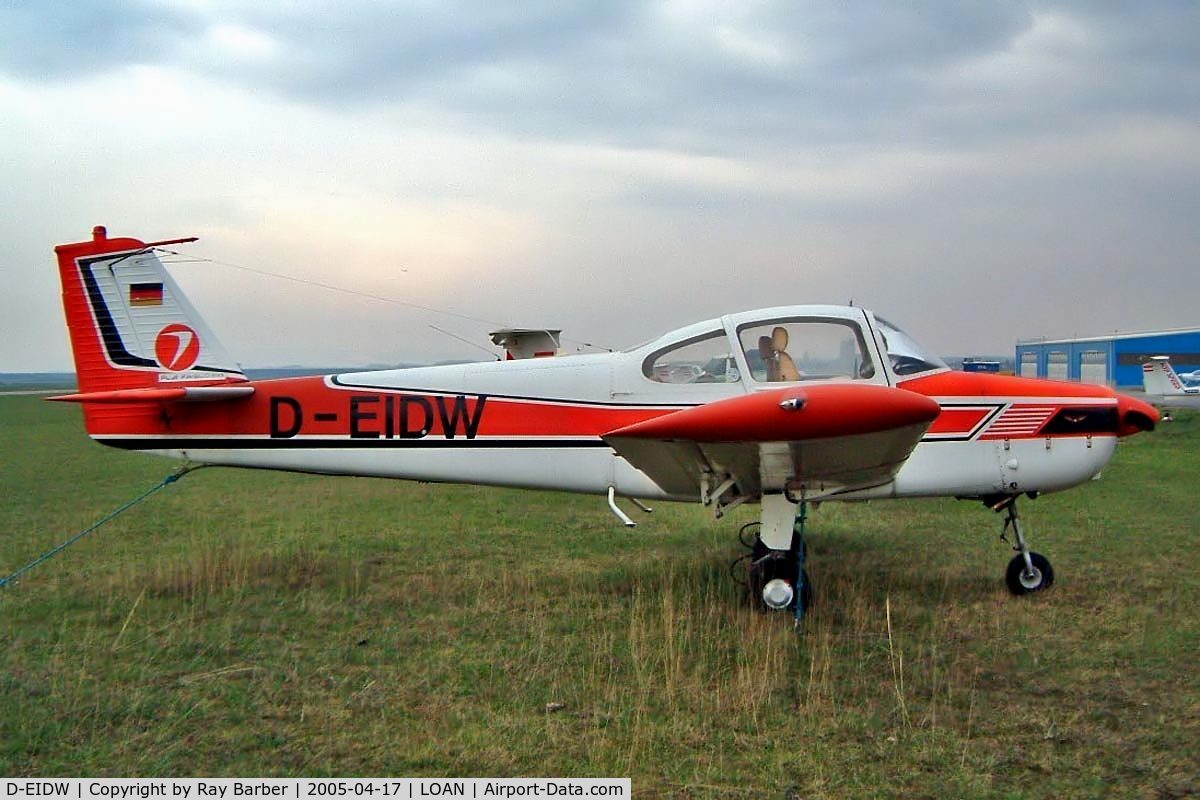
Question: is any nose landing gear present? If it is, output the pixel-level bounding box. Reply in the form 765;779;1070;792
990;495;1055;595
732;493;813;620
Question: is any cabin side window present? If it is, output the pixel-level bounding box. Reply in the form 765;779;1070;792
736;318;874;382
643;331;740;384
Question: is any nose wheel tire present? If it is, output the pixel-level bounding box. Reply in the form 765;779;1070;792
1005;552;1053;595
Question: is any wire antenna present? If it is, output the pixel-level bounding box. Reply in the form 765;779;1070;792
156;248;505;328
428;324;502;360
157;247;613;352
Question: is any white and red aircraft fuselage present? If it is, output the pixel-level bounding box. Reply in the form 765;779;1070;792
51;227;1159;611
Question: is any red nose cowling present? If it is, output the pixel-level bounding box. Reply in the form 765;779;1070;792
1116;392;1160;437
898;372;1160;439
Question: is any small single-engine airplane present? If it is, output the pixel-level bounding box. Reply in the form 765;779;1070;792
1176;364;1200;384
1142;356;1200;396
51;226;1159;612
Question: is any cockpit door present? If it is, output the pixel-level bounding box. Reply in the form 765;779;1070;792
724;307;890;390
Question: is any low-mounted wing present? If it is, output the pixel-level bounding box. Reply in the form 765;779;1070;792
603;384;941;501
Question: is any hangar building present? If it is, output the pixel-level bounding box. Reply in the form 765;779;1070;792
1015;327;1200;388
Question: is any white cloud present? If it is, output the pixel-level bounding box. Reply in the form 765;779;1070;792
947;10;1096;90
202;23;279;61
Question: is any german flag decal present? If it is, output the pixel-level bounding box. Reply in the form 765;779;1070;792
129;282;164;306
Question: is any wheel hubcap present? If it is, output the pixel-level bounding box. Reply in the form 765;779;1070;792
761;578;794;610
1020;567;1042;589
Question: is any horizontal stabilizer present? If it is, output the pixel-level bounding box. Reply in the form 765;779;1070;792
48;385;256;404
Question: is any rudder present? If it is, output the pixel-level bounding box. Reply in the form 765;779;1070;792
1141;357;1184;396
55;225;245;395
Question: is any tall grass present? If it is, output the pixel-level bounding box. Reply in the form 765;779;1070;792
2;396;1198;797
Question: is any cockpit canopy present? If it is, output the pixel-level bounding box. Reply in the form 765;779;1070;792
637;307;946;386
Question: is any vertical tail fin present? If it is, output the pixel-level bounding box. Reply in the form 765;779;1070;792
1141;356;1185;396
55;226;246;395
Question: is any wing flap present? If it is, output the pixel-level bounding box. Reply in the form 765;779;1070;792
611;440;710;497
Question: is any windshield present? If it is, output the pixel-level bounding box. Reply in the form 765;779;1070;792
875;317;948;376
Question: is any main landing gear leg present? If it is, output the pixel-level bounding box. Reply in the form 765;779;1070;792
793;500;809;624
991;495;1055;595
744;492;812;618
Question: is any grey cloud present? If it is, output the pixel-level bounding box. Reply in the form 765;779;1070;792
4;1;1196;158
219;1;631;104
306;2;1036;152
0;0;200;80
767;3;1032;72
248;1;1189;158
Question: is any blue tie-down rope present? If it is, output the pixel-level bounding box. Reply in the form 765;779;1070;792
0;464;202;590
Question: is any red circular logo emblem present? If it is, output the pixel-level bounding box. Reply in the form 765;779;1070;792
155;323;201;371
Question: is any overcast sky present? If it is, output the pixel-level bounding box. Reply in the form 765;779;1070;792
2;1;1198;371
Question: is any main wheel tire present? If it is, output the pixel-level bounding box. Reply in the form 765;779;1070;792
748;560;812;612
1005;552;1054;595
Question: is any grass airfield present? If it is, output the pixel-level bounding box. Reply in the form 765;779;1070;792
1;395;1197;797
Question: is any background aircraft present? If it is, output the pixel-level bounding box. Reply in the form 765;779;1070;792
50;227;1159;615
1142;356;1200;396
